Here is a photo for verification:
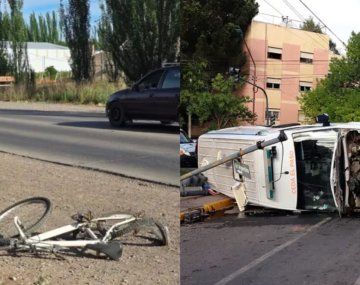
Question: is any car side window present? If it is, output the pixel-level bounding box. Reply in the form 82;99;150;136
138;70;164;91
161;68;180;89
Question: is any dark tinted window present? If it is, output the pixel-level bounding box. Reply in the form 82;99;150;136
266;82;280;89
299;85;312;92
267;52;282;59
300;57;313;64
162;68;180;89
138;70;164;90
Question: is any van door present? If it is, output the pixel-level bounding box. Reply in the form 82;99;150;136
330;133;344;216
293;129;338;211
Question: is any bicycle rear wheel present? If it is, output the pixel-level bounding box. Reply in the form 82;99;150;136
0;197;52;238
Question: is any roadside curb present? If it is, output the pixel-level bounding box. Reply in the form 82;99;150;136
0;150;179;189
180;196;235;223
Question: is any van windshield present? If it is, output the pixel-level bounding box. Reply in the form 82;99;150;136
293;130;338;211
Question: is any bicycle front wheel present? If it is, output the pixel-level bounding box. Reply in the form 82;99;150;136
0;197;52;238
110;218;170;246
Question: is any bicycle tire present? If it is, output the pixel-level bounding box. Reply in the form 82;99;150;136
110;218;170;246
0;197;52;238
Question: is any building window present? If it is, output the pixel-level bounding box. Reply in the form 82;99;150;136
299;81;312;92
267;47;282;60
268;109;280;120
266;78;281;89
300;52;313;64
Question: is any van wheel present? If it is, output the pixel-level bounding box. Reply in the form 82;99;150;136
109;103;126;127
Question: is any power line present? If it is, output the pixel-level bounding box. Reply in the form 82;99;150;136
282;0;305;21
259;0;329;51
262;0;284;17
298;0;347;47
258;12;303;24
281;0;330;50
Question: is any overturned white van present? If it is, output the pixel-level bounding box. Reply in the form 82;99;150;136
197;123;360;215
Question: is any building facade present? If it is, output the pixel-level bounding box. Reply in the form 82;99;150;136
26;42;71;72
5;42;71;73
239;21;332;125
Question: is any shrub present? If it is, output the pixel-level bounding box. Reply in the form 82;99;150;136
0;80;126;105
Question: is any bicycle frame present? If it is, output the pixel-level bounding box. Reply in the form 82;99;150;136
12;214;136;250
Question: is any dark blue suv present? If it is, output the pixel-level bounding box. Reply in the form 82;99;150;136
106;65;180;127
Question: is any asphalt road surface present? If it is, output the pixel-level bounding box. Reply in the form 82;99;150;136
0;107;179;185
181;213;360;285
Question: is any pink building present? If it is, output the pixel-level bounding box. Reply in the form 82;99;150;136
239;21;332;125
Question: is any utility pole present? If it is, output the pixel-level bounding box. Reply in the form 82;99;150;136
234;27;257;125
230;68;270;126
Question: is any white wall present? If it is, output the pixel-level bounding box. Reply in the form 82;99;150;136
27;48;71;72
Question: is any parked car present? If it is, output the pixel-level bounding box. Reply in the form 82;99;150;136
106;65;180;127
180;129;197;168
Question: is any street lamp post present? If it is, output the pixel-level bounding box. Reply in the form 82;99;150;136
229;67;270;126
233;27;270;126
234;27;257;124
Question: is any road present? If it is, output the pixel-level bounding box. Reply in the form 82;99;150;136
181;213;360;285
0;107;179;185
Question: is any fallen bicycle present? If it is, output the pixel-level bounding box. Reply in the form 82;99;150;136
0;197;169;260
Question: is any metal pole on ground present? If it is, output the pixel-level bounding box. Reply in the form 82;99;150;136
180;131;287;181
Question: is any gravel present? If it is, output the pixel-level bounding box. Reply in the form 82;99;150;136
0;153;179;285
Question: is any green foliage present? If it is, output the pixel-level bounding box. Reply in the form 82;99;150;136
27;12;62;44
60;0;93;83
181;0;258;75
45;66;58;80
299;32;360;123
0;12;11;75
329;39;340;55
300;17;323;34
98;0;180;82
301;17;340;54
6;0;33;85
180;61;254;130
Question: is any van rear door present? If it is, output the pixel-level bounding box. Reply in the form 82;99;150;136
330;133;344;216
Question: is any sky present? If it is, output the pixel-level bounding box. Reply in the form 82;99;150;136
2;0;359;54
254;0;360;54
12;0;101;24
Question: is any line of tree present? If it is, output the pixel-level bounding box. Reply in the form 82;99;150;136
0;10;64;45
2;0;181;84
28;12;63;44
0;0;34;89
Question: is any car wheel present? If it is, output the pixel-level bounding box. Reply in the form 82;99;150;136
109;103;126;127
